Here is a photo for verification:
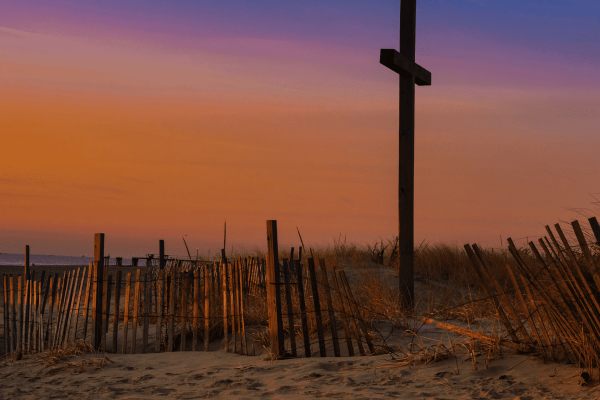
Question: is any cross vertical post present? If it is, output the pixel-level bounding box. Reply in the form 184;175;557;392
380;0;431;309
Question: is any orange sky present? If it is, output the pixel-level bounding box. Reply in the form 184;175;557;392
1;19;599;256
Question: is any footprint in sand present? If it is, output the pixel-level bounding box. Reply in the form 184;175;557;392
315;362;341;372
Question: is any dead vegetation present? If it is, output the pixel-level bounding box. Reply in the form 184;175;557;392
1;340;113;376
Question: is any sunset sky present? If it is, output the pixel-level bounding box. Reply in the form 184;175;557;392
1;1;599;257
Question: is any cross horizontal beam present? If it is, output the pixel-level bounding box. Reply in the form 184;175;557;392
380;49;431;86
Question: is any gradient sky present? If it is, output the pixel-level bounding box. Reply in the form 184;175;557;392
1;0;599;257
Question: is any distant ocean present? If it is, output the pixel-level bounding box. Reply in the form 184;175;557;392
0;253;134;266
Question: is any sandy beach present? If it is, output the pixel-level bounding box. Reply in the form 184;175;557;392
1;334;596;399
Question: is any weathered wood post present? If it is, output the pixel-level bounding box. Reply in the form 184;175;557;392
92;233;105;350
380;0;432;309
24;245;30;278
266;220;285;357
159;240;165;270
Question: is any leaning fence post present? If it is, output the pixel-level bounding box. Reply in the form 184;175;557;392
339;271;374;354
307;258;326;357
318;259;340;357
266;220;285;357
337;270;365;356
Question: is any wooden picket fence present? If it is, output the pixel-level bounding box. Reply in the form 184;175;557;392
463;217;600;364
1;223;374;359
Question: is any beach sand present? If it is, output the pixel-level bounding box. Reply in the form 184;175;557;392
0;341;595;399
1;312;596;400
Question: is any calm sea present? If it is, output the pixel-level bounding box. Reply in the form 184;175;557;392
0;253;134;266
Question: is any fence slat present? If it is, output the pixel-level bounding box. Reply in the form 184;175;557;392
181;273;188;351
59;269;75;347
40;272;50;319
193;270;199;351
266;221;284;356
132;269;141;354
234;261;240;353
156;270;165;353
122;273;132;354
37;281;42;351
49;276;60;349
56;274;66;344
307;258;326;357
330;267;354;356
204;266;210;351
29;279;36;352
237;260;247;355
23;279;30;352
31;282;37;352
9;276;15;352
204;264;210;351
81;264;93;343
103;274;112;351
168;271;175;352
17;277;22;351
100;268;108;351
63;268;81;348
44;276;54;346
339;271;374;354
337;270;365;356
73;269;86;342
38;283;43;352
319;259;340;357
295;261;311;357
229;263;236;353
113;271;122;354
143;271;150;353
3;275;7;354
281;260;296;357
222;262;229;352
36;282;41;351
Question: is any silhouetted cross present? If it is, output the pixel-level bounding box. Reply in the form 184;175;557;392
380;0;431;309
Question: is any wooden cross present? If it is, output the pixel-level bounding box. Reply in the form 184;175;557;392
380;0;431;309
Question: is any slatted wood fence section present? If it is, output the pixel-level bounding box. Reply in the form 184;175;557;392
0;251;373;359
462;217;600;365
